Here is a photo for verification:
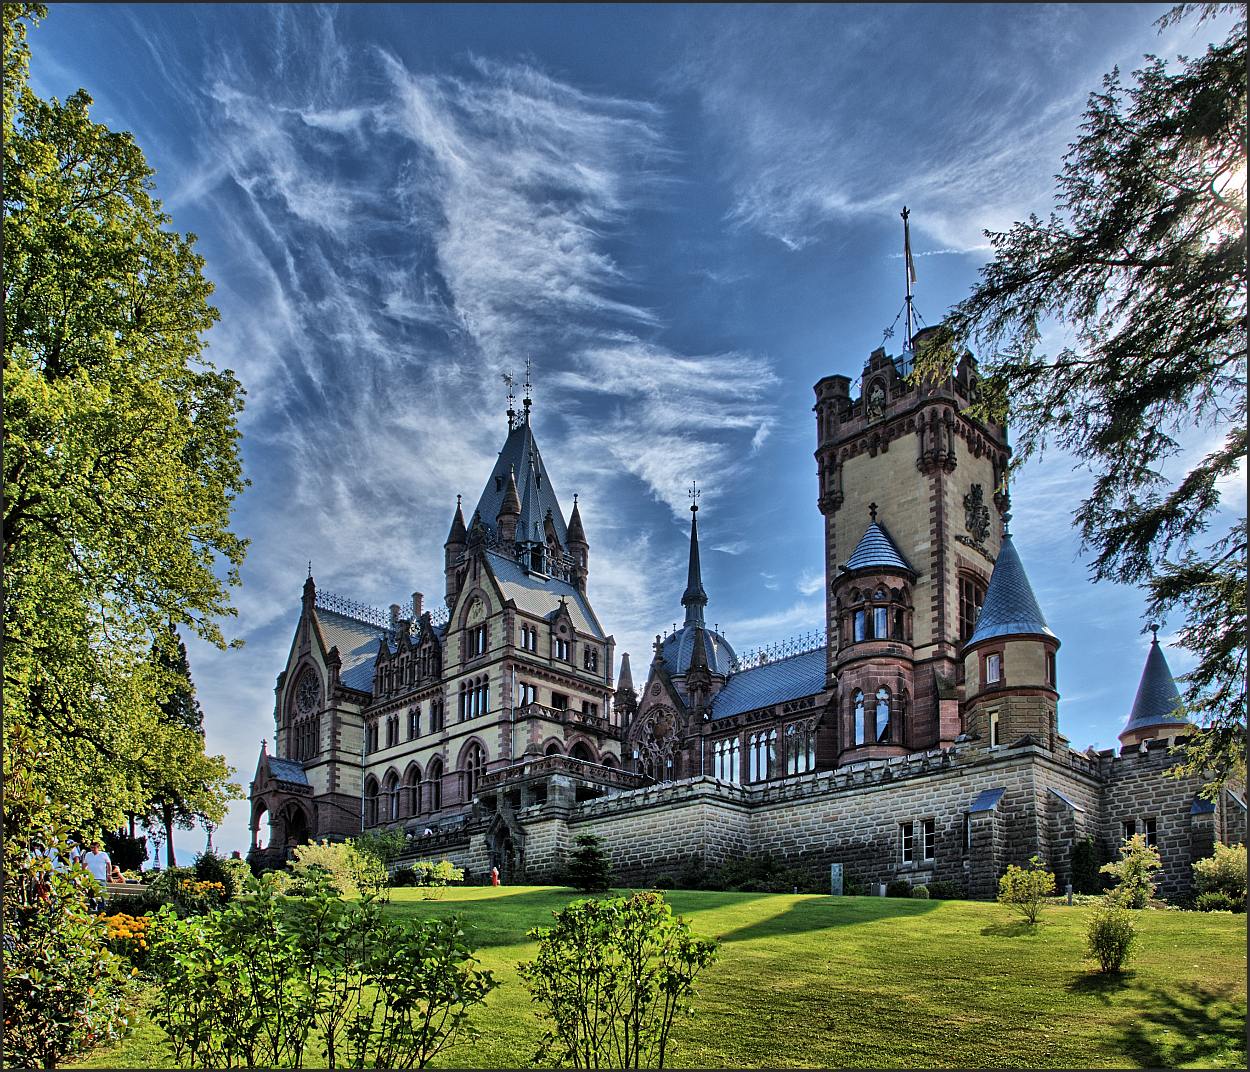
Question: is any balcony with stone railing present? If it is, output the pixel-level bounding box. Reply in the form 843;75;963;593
478;753;649;794
514;701;621;739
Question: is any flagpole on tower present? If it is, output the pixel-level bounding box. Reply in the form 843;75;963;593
901;205;917;350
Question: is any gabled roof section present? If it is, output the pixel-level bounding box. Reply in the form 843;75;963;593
485;551;604;639
710;647;827;720
267;756;311;787
473;421;568;546
969;786;1006;813
314;608;392;692
1121;635;1186;737
966;534;1056;646
845;519;915;574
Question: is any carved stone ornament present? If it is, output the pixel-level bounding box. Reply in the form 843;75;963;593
638;704;678;761
295;669;320;715
467;599;486;624
866;381;886;421
963;483;991;544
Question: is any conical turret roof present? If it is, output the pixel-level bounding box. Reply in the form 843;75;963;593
845;514;915;574
1121;632;1186;739
566;496;587;546
967;533;1057;646
473;419;568;546
498;466;521;520
616;651;634;693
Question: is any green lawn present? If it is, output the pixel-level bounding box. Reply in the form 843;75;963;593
75;887;1246;1069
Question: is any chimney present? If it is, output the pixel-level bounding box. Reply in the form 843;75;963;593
389;604;402;630
412;591;423;618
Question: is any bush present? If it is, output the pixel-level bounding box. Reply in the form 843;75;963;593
1071;836;1102;895
290;839;362;898
885;879;912;898
1100;834;1162;909
193;849;236;899
142;865;221;916
352;829;409;868
1194;890;1242;912
997;856;1056;924
1085;903;1137;973
518;891;718;1069
222;857;252;896
148;871;496;1068
1192;842;1246;906
404;859;465;899
565;834;614;893
910;884;930;899
927;880;962;900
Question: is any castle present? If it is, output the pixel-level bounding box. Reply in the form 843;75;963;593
249;332;1244;901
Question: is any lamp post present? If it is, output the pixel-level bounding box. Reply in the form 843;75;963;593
204;819;217;855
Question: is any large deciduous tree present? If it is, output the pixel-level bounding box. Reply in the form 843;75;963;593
917;3;1246;790
3;3;246;838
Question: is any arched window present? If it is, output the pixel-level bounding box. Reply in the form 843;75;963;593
876;687;892;743
383;770;400;822
570;741;593;762
545;740;564;756
427;758;443;812
600;754;617;768
463;743;487;799
364;776;380;827
405;764;422;816
873;606;889;639
959;573;987;642
853;690;865;745
458;682;467;721
766;729;777;779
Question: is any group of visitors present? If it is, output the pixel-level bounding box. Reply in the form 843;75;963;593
37;839;126;910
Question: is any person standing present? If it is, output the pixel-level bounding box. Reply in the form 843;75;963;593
490;865;500;887
81;840;113;907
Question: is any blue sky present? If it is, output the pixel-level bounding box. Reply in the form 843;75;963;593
28;4;1244;860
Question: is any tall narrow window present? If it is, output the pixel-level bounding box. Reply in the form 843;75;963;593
990;709;1001;747
959;575;986;642
962;813;972;855
1143;817;1157;847
985;653;1002;684
1123;819;1137;842
554;637;570;661
900;821;914;864
893;608;905;641
518;681;537;706
463;744;487;799
853;610;866;643
408;707;420;739
1046;650;1056;687
786;724;800;775
853;690;865;745
584;647;598;671
876;687;892;743
428;759;443;812
873;606;889;640
922;818;936;861
729;737;740;783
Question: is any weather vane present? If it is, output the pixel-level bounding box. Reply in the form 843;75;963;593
689;479;701;513
502;369;517;428
522;357;533;421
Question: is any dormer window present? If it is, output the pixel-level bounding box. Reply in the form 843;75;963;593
520;624;538;652
554;637;570;661
468;623;488;658
583;647;598;672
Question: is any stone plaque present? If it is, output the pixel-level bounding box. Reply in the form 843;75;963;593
829;863;844;897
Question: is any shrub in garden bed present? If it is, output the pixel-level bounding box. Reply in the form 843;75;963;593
1192;842;1246;910
1085;903;1137;973
998;856;1056;924
147;871;495;1068
1194;891;1242;912
885;879;913;898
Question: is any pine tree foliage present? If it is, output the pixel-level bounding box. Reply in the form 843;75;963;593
917;4;1247;790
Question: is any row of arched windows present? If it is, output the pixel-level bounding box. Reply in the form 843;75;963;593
748;730;778;782
712;722;815;783
364;757;445;825
375;641;441;697
785;723;816;774
458;676;490;720
713;737;741;782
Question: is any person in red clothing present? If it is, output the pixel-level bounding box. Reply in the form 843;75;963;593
490;865;500;886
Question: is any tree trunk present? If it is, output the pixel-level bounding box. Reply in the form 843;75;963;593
163;801;177;868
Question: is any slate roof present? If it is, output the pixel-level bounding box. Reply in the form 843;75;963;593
969;786;1006;813
485;551;605;639
315;608;392;692
661;624;737;679
268;756;310;786
1121;637;1186;737
472;420;569;546
1190;798;1216;816
710;646;826;720
966;534;1056;646
845;520;915;574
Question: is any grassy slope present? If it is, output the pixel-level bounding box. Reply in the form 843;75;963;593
75;887;1246;1069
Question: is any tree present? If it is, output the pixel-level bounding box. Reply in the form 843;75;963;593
997;855;1057;924
565;833;614;893
915;4;1247;792
143;630;240;868
2;4;247;836
1100;833;1163;908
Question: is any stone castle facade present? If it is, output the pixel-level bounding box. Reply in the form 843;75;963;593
249;331;1244;900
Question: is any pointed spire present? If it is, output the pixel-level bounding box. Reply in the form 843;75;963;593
445;495;467;546
617;651;634;693
499;466;521;518
687;625;710;676
681;483;708;628
1120;628;1187;739
567;493;587;547
966;533;1057;646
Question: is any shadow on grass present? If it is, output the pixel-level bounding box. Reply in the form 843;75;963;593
1065;970;1134;1003
980;919;1042;938
1117;984;1247;1068
716;894;940;945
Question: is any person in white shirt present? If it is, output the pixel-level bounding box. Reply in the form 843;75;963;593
81;841;113;884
